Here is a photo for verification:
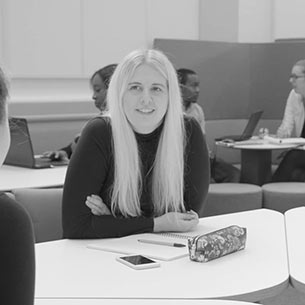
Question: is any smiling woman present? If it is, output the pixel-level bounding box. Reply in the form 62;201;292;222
62;49;210;239
123;64;169;134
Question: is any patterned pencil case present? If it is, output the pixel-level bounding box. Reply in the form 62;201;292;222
188;225;247;262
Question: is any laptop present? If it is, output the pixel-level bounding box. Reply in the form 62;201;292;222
215;110;263;142
4;117;69;169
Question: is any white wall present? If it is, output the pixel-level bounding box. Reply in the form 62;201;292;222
1;0;304;117
199;0;239;42
0;0;200;115
274;0;305;40
238;0;273;43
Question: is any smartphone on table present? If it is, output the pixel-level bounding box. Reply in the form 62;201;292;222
116;254;160;270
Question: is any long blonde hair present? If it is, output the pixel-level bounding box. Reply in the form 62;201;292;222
107;49;185;217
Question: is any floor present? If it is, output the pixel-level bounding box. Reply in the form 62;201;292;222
262;285;305;305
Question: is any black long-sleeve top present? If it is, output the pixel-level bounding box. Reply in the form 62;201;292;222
62;116;210;239
0;193;35;304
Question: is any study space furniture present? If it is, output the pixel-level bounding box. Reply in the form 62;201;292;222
34;209;289;302
12;188;63;242
216;140;297;185
34;299;259;305
203;183;262;217
0;165;67;191
262;182;305;213
284;207;305;294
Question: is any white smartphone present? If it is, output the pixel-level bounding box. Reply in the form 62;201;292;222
116;254;160;270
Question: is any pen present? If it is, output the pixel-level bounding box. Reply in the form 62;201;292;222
138;239;186;248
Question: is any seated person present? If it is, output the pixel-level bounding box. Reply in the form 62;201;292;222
0;67;35;304
43;64;117;161
177;68;240;183
272;59;305;182
62;49;210;239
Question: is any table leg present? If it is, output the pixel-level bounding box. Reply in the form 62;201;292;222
240;150;272;185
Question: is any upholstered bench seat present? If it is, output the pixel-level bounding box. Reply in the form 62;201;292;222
203;183;262;217
12;188;63;243
262;182;305;213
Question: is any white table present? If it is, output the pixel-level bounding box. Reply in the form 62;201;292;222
35;209;289;302
216;138;297;185
34;300;259;305
0;165;67;191
284;207;305;294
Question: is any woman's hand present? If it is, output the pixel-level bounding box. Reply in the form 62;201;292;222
153;210;199;232
42;150;69;161
85;194;111;216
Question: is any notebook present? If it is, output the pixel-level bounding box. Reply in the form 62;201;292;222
87;225;206;261
215;110;263;142
4;117;69;169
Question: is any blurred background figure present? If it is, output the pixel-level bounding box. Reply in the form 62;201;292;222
272;59;305;182
43;64;117;161
177;68;240;183
0;66;35;305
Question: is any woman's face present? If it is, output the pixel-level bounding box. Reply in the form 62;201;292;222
123;64;168;134
0;106;10;166
91;74;107;111
290;65;305;97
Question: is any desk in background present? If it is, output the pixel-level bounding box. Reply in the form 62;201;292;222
0;165;67;191
216;139;297;185
35;209;288;302
285;207;305;294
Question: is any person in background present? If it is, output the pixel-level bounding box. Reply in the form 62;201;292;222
62;49;210;239
43;64;117;161
0;67;35;304
177;68;240;183
272;59;305;182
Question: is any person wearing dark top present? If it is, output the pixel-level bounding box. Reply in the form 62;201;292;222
43;64;117;160
177;68;240;183
0;67;35;304
62;49;210;239
272;59;305;182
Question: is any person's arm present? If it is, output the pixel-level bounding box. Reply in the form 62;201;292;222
59;134;80;159
0;193;35;305
277;90;297;138
184;117;210;216
62;118;154;239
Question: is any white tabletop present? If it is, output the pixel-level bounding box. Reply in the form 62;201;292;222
284;207;305;294
0;165;67;191
34;299;258;305
35;209;289;302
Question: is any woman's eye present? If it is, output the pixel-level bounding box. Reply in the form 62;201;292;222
129;85;141;91
152;86;162;93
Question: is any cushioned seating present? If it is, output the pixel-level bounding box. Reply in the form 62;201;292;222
203;183;263;217
12;188;63;243
262;182;305;213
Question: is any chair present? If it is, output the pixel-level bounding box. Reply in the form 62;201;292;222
262;182;305;213
12;188;63;242
203;183;263;217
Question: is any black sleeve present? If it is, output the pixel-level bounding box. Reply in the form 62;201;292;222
184;117;210;216
0;193;35;305
60;143;73;158
62;117;154;239
60;134;80;159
